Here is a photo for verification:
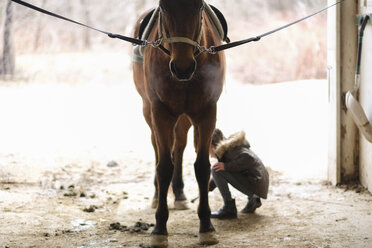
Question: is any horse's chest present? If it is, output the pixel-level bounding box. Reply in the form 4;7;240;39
155;84;212;114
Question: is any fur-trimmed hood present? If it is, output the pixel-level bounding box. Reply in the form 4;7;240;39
215;131;250;158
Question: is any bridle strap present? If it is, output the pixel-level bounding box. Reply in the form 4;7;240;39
162;37;201;47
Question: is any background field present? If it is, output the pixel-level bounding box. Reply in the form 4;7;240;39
3;0;328;84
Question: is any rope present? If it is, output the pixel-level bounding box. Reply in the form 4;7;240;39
210;0;345;53
11;0;345;54
11;0;147;46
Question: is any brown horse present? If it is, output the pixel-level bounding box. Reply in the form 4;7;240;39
132;0;225;246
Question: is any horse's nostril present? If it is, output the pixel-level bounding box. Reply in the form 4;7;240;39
170;61;178;75
188;60;197;74
169;60;197;81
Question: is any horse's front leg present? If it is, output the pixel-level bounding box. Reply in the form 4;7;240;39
192;105;219;245
172;115;192;210
141;99;161;209
150;102;177;247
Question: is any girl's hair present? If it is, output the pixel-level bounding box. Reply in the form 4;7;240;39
211;128;225;147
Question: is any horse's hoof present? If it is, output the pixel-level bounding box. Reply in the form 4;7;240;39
174;200;189;210
199;231;219;245
150;234;168;247
151;198;158;209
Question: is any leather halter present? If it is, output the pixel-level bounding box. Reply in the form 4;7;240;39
152;2;206;57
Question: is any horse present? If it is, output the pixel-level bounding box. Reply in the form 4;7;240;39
132;0;226;246
133;11;192;212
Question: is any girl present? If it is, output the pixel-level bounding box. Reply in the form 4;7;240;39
209;129;269;219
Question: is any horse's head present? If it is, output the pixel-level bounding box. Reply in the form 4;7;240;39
159;0;204;81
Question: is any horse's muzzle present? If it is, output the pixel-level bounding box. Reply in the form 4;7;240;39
169;59;197;82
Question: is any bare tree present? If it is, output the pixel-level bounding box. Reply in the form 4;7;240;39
33;0;47;51
80;0;91;49
0;0;15;75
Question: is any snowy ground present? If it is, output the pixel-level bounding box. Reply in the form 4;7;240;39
0;52;328;183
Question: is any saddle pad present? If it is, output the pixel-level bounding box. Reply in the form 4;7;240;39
133;4;229;63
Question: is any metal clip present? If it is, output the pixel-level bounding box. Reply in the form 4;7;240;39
197;45;208;53
207;46;216;54
142;39;163;48
197;45;216;54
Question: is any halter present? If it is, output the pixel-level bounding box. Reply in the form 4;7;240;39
149;2;208;57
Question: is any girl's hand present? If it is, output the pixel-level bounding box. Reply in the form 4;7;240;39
212;162;225;172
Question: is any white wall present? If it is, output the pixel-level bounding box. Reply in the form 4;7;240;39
359;3;372;192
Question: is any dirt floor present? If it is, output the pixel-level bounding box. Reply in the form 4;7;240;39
1;155;372;248
1;53;372;248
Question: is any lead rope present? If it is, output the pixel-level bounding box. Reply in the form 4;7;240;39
10;0;150;46
351;15;370;95
11;0;345;54
208;0;345;54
